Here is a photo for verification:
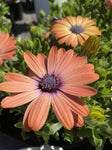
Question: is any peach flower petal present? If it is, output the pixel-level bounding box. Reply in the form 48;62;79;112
73;113;84;127
63;73;99;85
58;92;89;117
60;85;97;97
4;73;36;83
71;37;78;48
55;50;74;75
0;81;37;93
0;51;16;59
52;92;74;130
56;19;71;27
66;16;76;25
57;48;66;63
37;53;47;74
76;16;83;25
1;89;41;108
24;51;46;78
47;46;58;74
28;93;51;131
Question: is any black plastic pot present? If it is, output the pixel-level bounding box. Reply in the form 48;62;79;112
0;132;28;150
10;2;23;21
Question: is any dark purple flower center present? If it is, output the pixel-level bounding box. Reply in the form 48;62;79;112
39;74;60;92
70;25;84;34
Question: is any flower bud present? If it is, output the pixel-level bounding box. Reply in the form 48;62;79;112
30;26;43;39
40;10;46;18
81;36;100;58
23;37;34;50
86;106;107;126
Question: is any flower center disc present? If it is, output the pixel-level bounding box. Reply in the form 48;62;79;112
39;74;60;92
70;25;84;34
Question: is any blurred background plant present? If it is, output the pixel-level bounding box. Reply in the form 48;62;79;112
0;0;112;150
0;0;12;33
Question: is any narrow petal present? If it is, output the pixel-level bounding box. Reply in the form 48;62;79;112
52;24;70;31
4;73;36;83
76;16;83;25
57;48;66;63
1;89;41;108
62;64;94;79
81;20;96;28
28;93;51;131
80;33;89;40
56;19;71;27
57;91;89;117
47;46;58;74
63;73;99;85
55;50;74;75
73;113;84;127
71;36;78;48
58;35;71;44
0;81;37;93
51;92;74;130
37;53;47;74
24;51;45;78
2;51;15;58
85;26;101;35
61;56;87;76
77;34;85;45
81;17;89;27
82;20;96;28
66;16;76;25
0;34;9;49
23;100;35;132
60;85;98;97
66;34;77;46
27;67;39;80
55;31;71;39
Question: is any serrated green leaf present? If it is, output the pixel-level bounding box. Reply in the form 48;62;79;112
63;128;74;143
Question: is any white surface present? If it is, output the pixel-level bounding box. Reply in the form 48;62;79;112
19;145;63;150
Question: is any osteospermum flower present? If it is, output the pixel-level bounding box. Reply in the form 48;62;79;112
0;33;16;65
0;46;99;131
52;16;101;48
105;0;112;11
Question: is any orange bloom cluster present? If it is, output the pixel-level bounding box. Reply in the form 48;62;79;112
0;46;99;131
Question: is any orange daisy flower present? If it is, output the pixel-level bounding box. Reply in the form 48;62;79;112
52;16;101;48
0;33;16;65
0;46;99;131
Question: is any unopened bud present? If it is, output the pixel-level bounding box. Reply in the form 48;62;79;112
81;36;100;58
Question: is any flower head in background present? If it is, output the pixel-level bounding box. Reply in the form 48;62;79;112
52;16;101;48
0;46;99;132
105;0;112;11
0;33;16;65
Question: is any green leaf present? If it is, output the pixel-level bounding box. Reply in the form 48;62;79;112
92;129;103;147
77;126;92;138
63;128;74;143
15;122;23;128
47;122;62;135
